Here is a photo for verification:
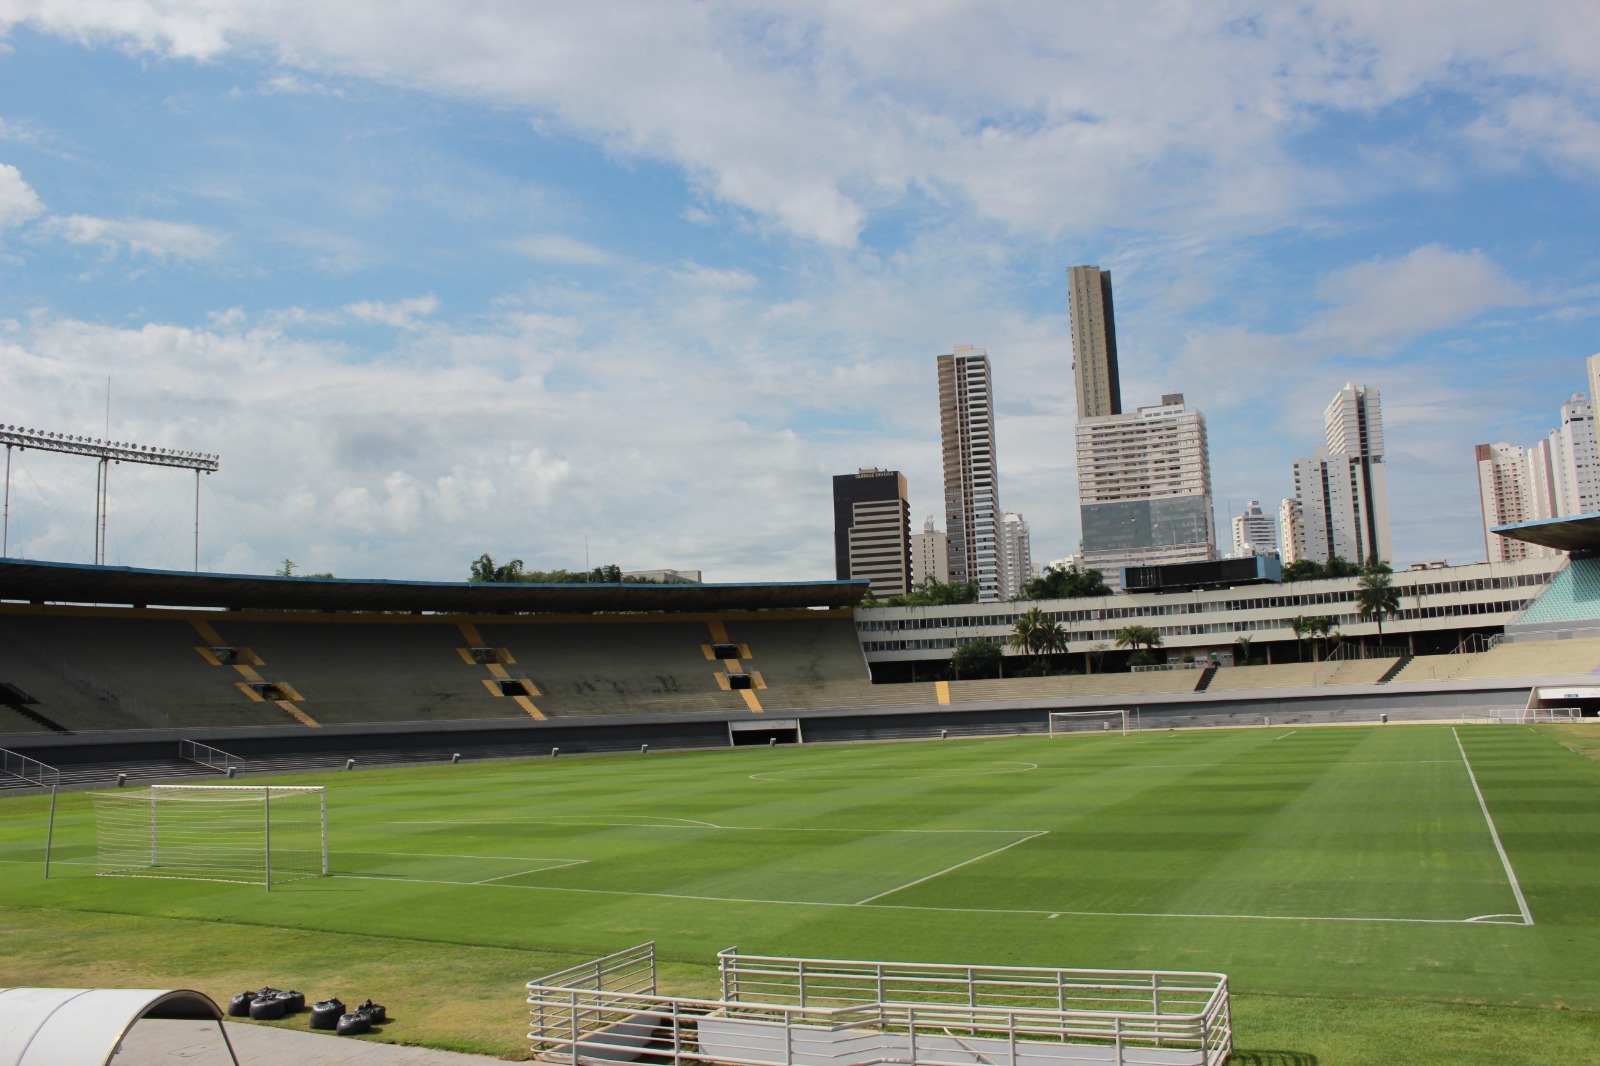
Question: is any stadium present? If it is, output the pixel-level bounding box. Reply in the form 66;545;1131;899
5;516;1600;1064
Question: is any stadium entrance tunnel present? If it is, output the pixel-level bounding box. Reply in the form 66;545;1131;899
729;718;802;746
0;988;239;1065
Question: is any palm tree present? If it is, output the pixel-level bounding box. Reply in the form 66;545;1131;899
1008;608;1049;657
1357;558;1401;643
1308;616;1334;661
1233;635;1252;668
1115;625;1163;666
1038;618;1070;672
1289;616;1312;662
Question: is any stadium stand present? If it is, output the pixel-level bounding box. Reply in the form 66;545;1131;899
1390;636;1600;684
475;617;751;717
1510;555;1600;626
220;619;531;726
947;669;1201;703
723;615;884;711
0;614;291;731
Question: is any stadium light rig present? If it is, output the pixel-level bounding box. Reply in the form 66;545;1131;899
2;423;221;568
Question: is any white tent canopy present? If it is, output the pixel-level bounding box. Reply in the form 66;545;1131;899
0;988;238;1066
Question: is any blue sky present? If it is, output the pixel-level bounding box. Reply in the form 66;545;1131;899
3;2;1600;582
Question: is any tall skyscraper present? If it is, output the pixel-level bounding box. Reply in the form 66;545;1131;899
1000;512;1032;600
910;517;950;587
1322;382;1393;564
938;345;1005;602
1278;498;1304;563
1076;394;1218;586
831;468;912;598
1475;444;1561;562
1230;501;1277;558
1548;393;1600;515
1068;265;1122;420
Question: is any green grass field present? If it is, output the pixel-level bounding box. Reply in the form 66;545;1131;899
4;722;1600;1062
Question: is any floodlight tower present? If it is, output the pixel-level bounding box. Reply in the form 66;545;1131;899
1;424;221;569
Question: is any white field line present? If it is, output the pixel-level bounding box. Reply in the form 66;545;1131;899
341;849;586;863
750;763;1037;782
1274;731;1297;740
385;819;1042;834
473;859;588;884
855;832;1048;905
321;871;1529;925
1452;727;1535;926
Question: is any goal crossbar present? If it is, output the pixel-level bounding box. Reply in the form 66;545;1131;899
90;784;326;889
1048;709;1134;736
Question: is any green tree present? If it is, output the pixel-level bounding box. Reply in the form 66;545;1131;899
469;554;527;583
1356;557;1401;641
1115;625;1163;667
1324;555;1360;578
1308;615;1335;660
1234;634;1253;667
1289;615;1312;662
950;638;1003;679
880;579;979;607
1018;564;1111;601
1282;559;1325;582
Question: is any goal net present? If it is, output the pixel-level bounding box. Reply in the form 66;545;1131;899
1048;709;1134;736
90;785;326;887
1463;707;1580;724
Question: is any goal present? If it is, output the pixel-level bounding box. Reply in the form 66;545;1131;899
89;784;326;888
1048;709;1134;736
1463;707;1580;725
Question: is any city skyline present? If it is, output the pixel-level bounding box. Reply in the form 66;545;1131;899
3;6;1600;581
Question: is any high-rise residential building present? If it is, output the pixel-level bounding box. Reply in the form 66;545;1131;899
1291;451;1372;564
1067;265;1122;420
1230;501;1277;558
1475;444;1562;562
1278;498;1304;564
938;345;1005;602
1076;394;1218;587
910;517;950;588
1000;512;1032;600
1322;382;1393;564
831;468;912;598
1548;393;1600;515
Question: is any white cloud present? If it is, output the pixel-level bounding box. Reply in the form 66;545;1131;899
44;214;225;259
1305;244;1527;354
7;2;1599;245
507;234;616;266
0;163;44;231
342;294;440;330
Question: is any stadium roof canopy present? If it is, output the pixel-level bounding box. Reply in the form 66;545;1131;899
0;559;869;613
1492;513;1600;554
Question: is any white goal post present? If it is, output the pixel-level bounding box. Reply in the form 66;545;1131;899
1462;707;1581;725
89;784;326;889
1048;709;1134;736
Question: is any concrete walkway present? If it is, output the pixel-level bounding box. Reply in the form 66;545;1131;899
115;1018;511;1064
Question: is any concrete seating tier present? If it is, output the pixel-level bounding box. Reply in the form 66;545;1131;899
1390;637;1600;684
0;615;291;731
1313;657;1400;686
1205;662;1320;692
947;669;1200;703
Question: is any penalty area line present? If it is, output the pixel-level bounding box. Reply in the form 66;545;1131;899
855;832;1048;904
1453;727;1534;926
320;871;1522;925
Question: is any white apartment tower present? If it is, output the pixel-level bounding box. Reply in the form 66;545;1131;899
1076;394;1218;584
910;517;950;587
1278;498;1304;564
1475;443;1562;562
1286;383;1393;566
938;345;1005;602
1548;393;1600;515
1231;501;1277;558
1000;512;1033;600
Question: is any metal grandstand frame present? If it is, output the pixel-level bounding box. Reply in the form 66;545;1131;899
529;943;1231;1066
1048;709;1135;736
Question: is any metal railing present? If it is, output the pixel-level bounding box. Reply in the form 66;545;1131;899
529;946;1231;1066
178;739;243;772
1;747;60;788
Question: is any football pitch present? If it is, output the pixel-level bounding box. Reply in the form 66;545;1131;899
4;722;1600;1062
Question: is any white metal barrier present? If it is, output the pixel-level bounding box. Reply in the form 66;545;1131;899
529;945;1231;1066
